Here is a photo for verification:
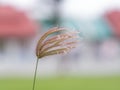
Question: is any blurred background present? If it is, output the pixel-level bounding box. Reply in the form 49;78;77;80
0;0;120;90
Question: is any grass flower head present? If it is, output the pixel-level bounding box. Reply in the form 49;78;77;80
33;27;80;90
36;27;80;59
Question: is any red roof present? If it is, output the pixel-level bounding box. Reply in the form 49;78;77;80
105;10;120;37
0;5;38;38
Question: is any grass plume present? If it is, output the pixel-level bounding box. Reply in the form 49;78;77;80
32;27;80;90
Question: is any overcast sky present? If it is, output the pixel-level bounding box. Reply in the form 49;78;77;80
1;0;120;19
0;0;36;11
61;0;120;19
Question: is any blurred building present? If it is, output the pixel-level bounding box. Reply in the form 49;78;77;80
0;0;120;77
0;5;38;62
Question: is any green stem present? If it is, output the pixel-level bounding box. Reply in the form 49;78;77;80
32;58;39;90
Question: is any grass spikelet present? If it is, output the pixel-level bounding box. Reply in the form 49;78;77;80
32;27;80;90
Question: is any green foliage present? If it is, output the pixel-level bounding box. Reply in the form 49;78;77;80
0;76;120;90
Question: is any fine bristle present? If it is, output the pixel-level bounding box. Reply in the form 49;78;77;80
36;27;80;58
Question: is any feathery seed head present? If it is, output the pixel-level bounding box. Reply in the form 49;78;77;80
36;27;80;59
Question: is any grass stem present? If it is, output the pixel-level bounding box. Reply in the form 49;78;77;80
32;58;39;90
